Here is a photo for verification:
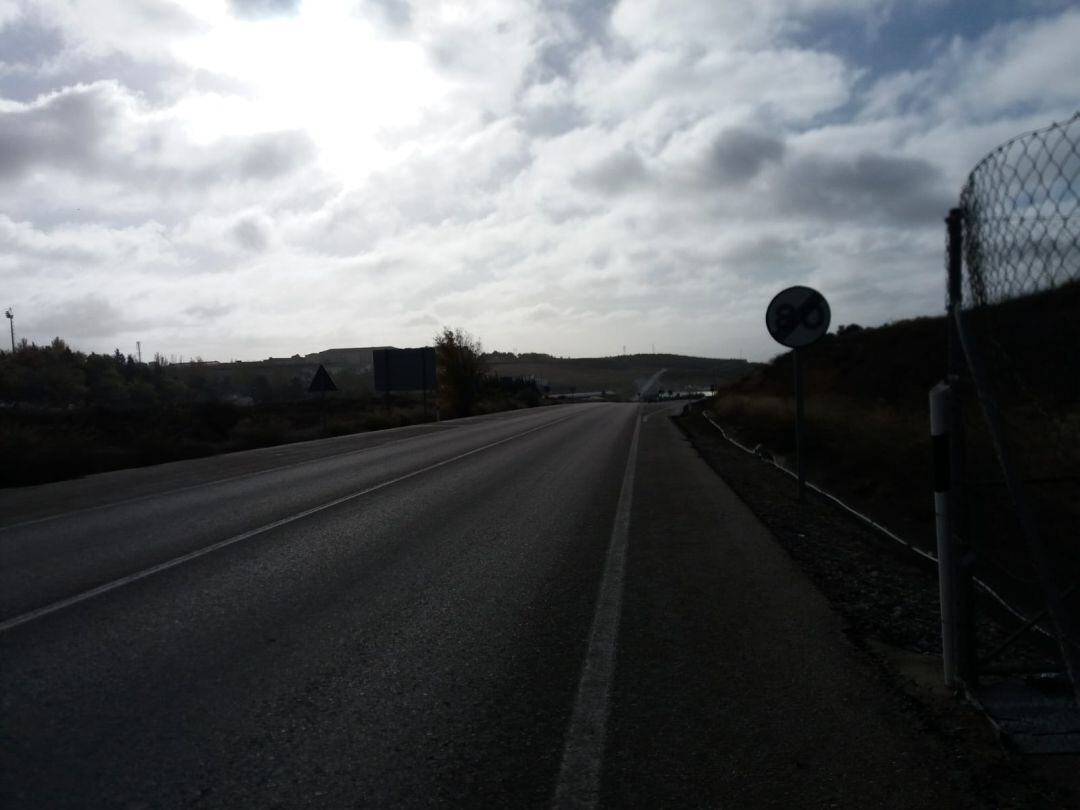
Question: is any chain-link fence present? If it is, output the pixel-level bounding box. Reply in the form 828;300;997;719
948;113;1080;696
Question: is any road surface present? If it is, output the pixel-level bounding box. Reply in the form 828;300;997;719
2;403;967;808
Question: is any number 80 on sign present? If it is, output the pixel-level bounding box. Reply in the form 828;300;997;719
765;286;831;348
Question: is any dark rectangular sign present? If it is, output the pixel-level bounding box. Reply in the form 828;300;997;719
373;347;437;393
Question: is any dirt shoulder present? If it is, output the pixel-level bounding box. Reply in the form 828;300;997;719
674;405;1080;809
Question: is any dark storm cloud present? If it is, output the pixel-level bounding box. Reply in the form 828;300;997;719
0;13;64;68
226;0;301;20
722;235;805;281
134;129;317;190
527;0;616;83
556;0;617;43
0;82;317;190
0;26;197;106
34;296;147;341
518;101;584;137
780;151;953;224
0;84;111;179
233;131;316;180
231;218;270;251
0;52;184;106
0;2;206;104
572;148;649;194
511;0;617;130
184;303;234;321
707;127;785;185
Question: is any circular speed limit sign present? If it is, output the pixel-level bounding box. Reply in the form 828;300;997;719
765;286;831;348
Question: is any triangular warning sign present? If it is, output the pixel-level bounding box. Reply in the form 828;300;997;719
308;364;338;393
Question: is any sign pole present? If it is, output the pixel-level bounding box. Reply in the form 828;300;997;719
765;285;830;504
306;365;338;437
794;347;805;502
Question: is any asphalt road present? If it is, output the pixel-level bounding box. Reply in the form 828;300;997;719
2;402;971;808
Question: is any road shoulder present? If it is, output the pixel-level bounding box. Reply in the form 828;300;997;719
669;406;1080;808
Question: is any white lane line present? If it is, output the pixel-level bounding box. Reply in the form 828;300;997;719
551;407;641;810
0;414;575;635
641;402;681;424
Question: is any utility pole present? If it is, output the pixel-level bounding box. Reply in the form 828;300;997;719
136;341;142;363
4;307;14;352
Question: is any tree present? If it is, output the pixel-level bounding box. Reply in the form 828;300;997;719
435;326;487;418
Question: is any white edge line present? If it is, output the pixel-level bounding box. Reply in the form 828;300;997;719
698;410;1054;641
551;406;641;810
641;402;682;424
0;413;575;635
0;408;561;533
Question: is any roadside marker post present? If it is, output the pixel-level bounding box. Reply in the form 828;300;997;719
765;286;831;502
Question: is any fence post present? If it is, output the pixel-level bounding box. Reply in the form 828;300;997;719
930;381;957;687
945;208;978;686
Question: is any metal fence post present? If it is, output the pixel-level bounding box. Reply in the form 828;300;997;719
945;208;977;686
930;381;957;687
946;209;963;379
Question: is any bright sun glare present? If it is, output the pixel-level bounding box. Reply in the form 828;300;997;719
174;1;447;184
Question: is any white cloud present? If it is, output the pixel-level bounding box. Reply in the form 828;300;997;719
609;0;900;50
0;0;1076;362
944;10;1080;120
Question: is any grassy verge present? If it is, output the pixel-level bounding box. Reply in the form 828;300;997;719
0;397;435;488
710;290;1079;630
706;389;935;548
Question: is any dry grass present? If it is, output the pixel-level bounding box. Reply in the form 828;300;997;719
707;291;1080;635
708;390;934;545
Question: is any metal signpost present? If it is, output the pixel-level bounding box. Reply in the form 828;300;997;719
765;286;831;501
307;364;338;434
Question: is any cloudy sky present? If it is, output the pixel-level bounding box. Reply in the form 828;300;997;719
1;0;1077;362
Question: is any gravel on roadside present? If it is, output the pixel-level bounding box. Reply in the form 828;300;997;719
674;405;1080;809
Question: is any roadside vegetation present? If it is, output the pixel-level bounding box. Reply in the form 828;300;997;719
0;324;761;488
707;315;946;545
702;282;1079;616
0;327;540;487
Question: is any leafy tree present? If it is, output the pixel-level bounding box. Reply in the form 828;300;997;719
85;353;130;409
435;326;487;418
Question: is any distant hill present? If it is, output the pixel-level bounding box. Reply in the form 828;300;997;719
176;348;753;402
486;353;754;398
254;346;392;371
736;278;1078;409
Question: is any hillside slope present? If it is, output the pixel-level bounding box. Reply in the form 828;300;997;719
488;354;752;398
706;282;1079;623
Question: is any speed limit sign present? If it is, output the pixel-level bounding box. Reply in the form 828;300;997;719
766;286;831;348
